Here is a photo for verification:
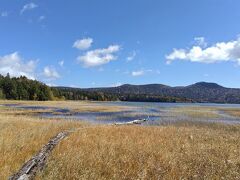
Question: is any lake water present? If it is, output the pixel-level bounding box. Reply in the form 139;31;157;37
2;102;240;125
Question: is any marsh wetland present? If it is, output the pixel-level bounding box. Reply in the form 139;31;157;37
1;100;240;179
2;101;240;125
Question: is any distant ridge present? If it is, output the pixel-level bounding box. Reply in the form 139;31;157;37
68;81;240;103
187;82;224;89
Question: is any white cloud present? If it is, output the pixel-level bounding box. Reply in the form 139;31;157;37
58;60;64;67
77;45;120;67
0;52;36;79
73;38;93;50
20;3;38;14
131;69;159;77
110;82;122;87
194;37;207;48
38;15;45;21
43;66;60;80
126;51;137;62
69;84;78;88
46;83;57;87
131;70;145;77
1;11;8;17
166;36;240;65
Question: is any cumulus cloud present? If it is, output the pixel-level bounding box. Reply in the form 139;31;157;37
166;36;240;65
73;38;93;50
0;52;36;79
131;70;145;77
127;51;137;62
58;60;64;67
43;66;60;80
1;11;8;17
20;3;38;14
77;45;120;67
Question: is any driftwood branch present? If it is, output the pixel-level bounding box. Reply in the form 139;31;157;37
9;131;69;180
114;118;148;125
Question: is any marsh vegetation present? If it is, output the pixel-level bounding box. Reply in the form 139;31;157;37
0;106;86;179
37;124;240;180
0;100;240;179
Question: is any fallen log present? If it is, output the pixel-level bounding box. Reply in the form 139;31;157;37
114;118;148;125
9;131;69;180
8;116;148;179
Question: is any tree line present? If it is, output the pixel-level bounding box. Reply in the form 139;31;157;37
0;74;120;101
54;87;120;101
55;87;191;102
0;74;55;101
0;74;191;102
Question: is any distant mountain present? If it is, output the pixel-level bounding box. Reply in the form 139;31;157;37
187;82;224;89
5;73;239;103
79;82;240;103
86;84;171;94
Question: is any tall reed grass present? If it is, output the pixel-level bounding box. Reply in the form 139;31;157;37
38;124;240;179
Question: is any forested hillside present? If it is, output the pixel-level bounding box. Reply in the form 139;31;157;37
56;87;188;102
85;82;240;103
0;74;55;100
2;74;240;103
0;74;120;101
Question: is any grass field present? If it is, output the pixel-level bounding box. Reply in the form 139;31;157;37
0;100;130;113
0;105;86;179
170;106;221;119
221;108;240;117
37;124;240;180
0;101;240;179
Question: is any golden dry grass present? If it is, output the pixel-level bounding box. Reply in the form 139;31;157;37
221;108;240;117
171;106;220;119
1;101;240;179
38;124;240;180
0;100;130;113
0;107;86;179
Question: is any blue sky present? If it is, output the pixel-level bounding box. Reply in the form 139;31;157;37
1;0;240;88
